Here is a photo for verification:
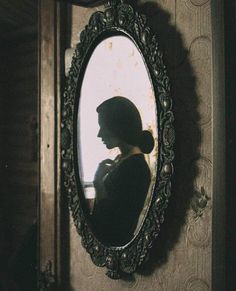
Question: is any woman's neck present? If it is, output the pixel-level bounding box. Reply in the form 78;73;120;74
119;144;142;159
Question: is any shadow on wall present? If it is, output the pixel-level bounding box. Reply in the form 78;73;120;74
131;0;201;277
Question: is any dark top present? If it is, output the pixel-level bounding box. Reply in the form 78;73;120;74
91;154;151;246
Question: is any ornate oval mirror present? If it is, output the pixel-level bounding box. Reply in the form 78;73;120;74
62;0;174;279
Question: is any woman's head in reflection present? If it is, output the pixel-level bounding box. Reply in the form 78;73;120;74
96;96;154;154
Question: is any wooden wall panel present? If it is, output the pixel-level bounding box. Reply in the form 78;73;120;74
39;0;57;275
0;41;8;277
0;2;38;289
66;1;224;290
0;37;38;254
211;1;225;289
39;2;68;288
0;33;37;254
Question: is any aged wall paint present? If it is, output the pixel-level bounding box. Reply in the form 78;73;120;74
68;1;214;290
0;2;38;284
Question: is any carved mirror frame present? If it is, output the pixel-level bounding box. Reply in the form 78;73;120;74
61;0;174;279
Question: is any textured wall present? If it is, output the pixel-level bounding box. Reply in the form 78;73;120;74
0;7;38;279
68;1;213;290
3;38;38;253
0;39;8;274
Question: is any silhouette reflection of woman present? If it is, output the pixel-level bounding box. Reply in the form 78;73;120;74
91;96;154;246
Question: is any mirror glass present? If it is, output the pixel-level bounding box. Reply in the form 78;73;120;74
77;35;158;246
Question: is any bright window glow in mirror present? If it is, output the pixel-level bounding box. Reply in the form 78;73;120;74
78;35;157;185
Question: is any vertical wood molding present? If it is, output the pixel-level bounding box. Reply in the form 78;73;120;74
39;1;66;288
212;0;225;290
39;0;57;280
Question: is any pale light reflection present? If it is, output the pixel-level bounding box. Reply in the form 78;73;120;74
78;36;158;199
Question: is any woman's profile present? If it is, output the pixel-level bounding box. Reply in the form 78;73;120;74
91;96;154;246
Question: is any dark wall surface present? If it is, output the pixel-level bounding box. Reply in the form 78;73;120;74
0;1;38;290
224;1;236;290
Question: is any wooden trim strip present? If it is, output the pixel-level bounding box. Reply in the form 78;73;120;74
39;0;57;286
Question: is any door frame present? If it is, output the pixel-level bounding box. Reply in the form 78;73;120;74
38;0;67;289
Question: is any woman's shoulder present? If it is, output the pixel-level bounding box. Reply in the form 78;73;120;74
117;154;150;175
106;154;150;182
122;153;148;165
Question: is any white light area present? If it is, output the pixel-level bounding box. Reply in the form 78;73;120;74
78;36;158;198
84;186;96;199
